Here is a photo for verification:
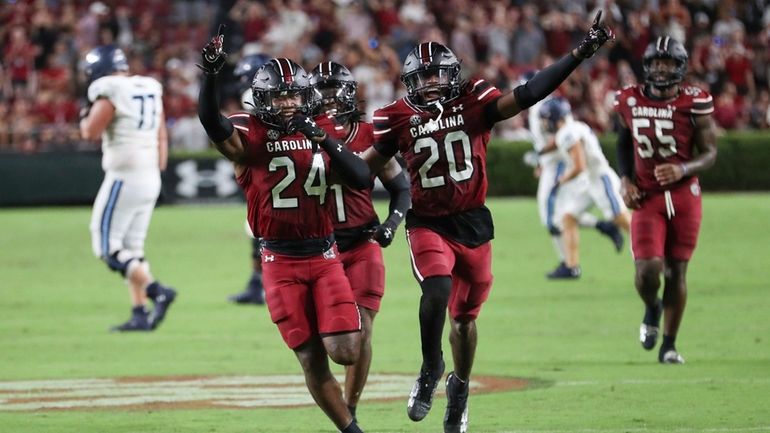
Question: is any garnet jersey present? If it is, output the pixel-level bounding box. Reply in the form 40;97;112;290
330;120;378;230
613;84;714;192
229;113;337;241
373;79;502;218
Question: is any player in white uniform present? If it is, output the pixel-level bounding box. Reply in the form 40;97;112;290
539;97;631;278
523;82;624;279
80;45;177;332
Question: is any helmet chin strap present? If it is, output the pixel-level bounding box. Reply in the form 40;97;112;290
425;99;444;133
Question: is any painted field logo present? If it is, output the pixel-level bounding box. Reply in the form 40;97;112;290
0;374;528;411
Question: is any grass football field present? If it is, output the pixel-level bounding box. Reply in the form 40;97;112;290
1;194;768;433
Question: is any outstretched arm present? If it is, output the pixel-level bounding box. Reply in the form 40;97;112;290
196;28;247;172
485;11;614;122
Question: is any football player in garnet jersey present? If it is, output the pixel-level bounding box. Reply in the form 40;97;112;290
80;45;177;333
227;53;270;306
359;12;614;433
614;36;717;365
197;31;371;433
310;61;411;422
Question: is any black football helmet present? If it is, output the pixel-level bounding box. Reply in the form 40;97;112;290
643;36;688;90
401;42;462;107
84;45;129;83
235;53;271;92
309;61;358;123
251;58;313;131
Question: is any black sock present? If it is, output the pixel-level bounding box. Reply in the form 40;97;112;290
419;277;451;372
661;335;676;351
340;419;364;433
131;305;147;317
643;299;662;325
145;281;161;301
347;405;356;418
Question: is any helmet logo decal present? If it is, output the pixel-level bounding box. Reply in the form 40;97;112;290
274;58;294;83
419;42;433;64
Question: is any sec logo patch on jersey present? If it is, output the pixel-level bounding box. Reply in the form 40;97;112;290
410;114;421;126
267;129;281;140
627;96;637;107
690;182;700;196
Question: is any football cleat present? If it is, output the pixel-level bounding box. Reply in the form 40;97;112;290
444;372;469;433
659;349;685;364
640;299;662;350
547;263;581;279
110;314;151;332
639;323;660;351
407;360;445;422
148;286;177;330
228;273;265;305
596;221;624;252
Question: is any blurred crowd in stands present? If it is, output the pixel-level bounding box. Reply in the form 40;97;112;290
2;0;770;154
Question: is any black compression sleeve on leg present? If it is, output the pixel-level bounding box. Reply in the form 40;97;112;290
616;125;635;178
320;136;372;189
197;73;234;143
381;171;410;228
419;276;451;371
513;53;582;109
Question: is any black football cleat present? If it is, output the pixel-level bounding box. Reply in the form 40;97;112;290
228;273;265;305
444;372;469;433
547;263;581;279
596;221;624;252
110;314;151;332
640;299;662;350
148;286;177;330
407;359;445;422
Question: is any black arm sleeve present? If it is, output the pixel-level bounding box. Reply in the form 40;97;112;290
320;136;372;190
512;53;582;109
381;171;411;228
616;125;635;179
197;73;234;143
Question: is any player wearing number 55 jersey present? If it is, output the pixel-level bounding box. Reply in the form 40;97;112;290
614;36;718;365
310;61;411;422
197;30;371;433
81;45;177;333
361;13;614;432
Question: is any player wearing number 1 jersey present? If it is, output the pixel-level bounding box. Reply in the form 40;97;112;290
310;61;411;422
197;31;371;433
614;36;717;364
361;13;614;432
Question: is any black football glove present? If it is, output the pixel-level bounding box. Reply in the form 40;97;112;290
288;114;327;142
575;10;615;59
370;223;396;248
197;25;227;75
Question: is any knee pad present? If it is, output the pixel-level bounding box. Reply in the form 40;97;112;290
104;250;142;278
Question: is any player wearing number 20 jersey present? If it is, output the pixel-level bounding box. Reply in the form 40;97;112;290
363;30;614;429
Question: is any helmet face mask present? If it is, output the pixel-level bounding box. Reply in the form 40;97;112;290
309;62;358;123
251;58;312;131
643;36;688;90
402;66;458;106
401;42;462;107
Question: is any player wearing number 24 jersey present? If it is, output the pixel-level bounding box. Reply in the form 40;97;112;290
614;35;718;366
360;14;614;431
197;29;371;433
